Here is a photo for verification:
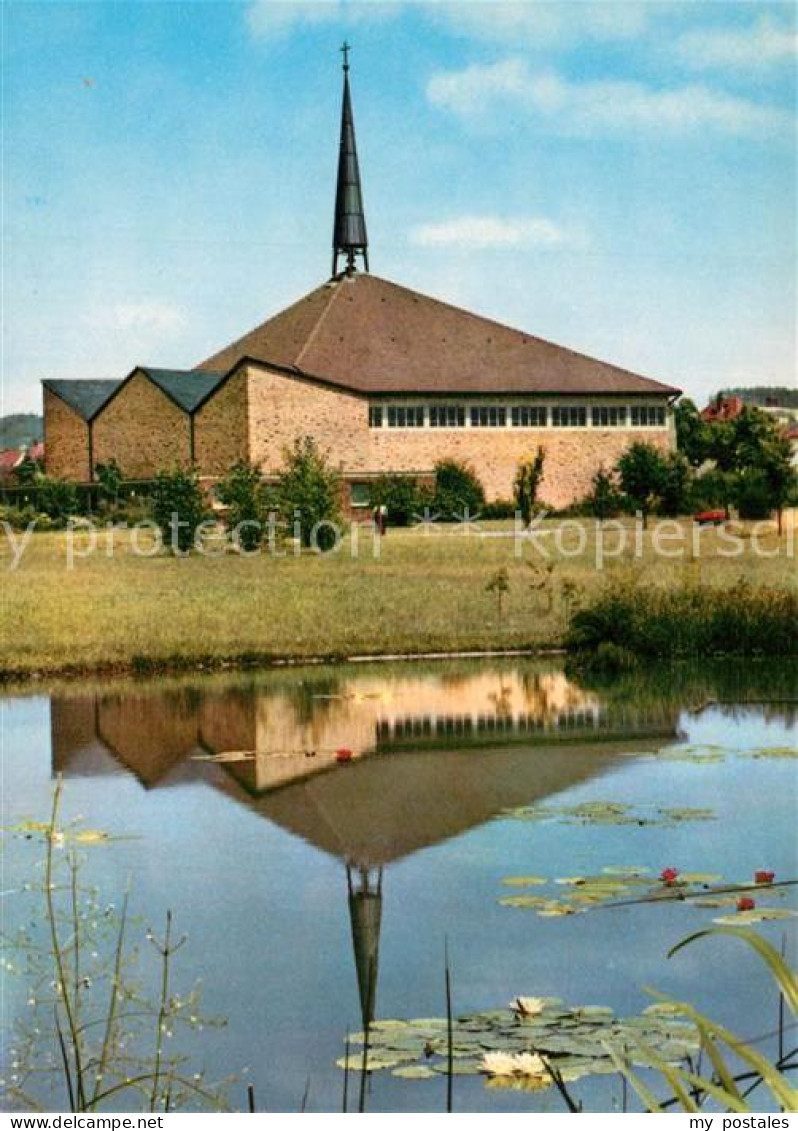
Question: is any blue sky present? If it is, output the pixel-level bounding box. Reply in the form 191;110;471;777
3;0;796;414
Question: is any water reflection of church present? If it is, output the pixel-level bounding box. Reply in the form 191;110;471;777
51;665;679;1027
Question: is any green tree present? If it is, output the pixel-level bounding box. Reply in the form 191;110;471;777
276;437;341;549
707;407;795;531
151;467;209;554
658;452;693;517
513;447;546;526
673;398;709;466
217;461;268;551
587;465;622;522
94;459;124;507
432;459;485;520
617;442;667;528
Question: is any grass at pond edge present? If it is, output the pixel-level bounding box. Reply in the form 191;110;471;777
3;521;796;681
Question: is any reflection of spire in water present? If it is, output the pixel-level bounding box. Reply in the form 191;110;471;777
347;864;382;1027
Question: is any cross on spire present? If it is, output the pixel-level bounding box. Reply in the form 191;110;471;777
332;44;369;277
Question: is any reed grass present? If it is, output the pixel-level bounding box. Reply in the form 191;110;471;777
568;579;798;668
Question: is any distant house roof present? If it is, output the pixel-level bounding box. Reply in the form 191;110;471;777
0;448;24;475
701;395;746;423
197;273;681;398
138;367;225;413
43;379;121;420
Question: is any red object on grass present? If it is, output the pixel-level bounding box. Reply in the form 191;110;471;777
737;896;756;912
754;870;775;884
693;510;726;526
660;868;680;884
335;747;353;763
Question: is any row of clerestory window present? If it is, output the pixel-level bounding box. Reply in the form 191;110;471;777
368;404;667;429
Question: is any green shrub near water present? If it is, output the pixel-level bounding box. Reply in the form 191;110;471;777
567;580;798;663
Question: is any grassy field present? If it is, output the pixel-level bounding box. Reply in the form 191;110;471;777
2;514;795;678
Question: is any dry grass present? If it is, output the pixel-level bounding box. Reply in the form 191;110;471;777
2;514;795;678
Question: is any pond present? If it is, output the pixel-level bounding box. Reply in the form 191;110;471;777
2;658;796;1113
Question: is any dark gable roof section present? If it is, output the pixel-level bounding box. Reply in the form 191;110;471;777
43;379;121;421
140;368;225;413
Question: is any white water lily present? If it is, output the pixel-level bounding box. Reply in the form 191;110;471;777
481;1052;518;1077
514;996;546;1017
481;1051;548;1079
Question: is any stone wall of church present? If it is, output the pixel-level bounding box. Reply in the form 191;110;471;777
43;389;91;481
368;428;673;509
241;363;673;509
245;363;370;473
92;371;191;479
193;369;250;475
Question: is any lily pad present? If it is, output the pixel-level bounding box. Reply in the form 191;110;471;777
745;746;797;760
501;876;547;887
677;873;723;884
713;908;797;926
391;1065;437;1080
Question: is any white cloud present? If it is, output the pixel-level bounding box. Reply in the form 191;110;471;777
410;214;574;250
427;58;790;138
431;0;648;48
677;16;798;69
427;57;529;117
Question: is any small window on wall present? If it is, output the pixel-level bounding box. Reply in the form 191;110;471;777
350;483;370;509
591;406;627;427
387;405;425;427
430;405;466;427
631;405;667;427
552;406;587;427
470;405;507;427
368;406;383;428
511;406;548;427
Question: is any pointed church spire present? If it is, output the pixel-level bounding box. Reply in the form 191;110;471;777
347;865;382;1028
332;43;369;278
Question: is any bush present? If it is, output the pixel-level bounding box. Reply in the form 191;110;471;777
586;465;623;521
216;461;269;550
369;475;423;527
0;503;42;530
689;467;734;514
567;580;798;660
94;459;124;507
658;452;693;517
34;477;80;523
480;499;517;520
513;448;546;526
432;460;485;520
734;468;773;520
151;467;209;554
275;437;341;549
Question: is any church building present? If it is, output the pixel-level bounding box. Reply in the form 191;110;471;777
43;52;680;511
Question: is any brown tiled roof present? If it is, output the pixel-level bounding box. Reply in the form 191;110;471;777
198;273;680;397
